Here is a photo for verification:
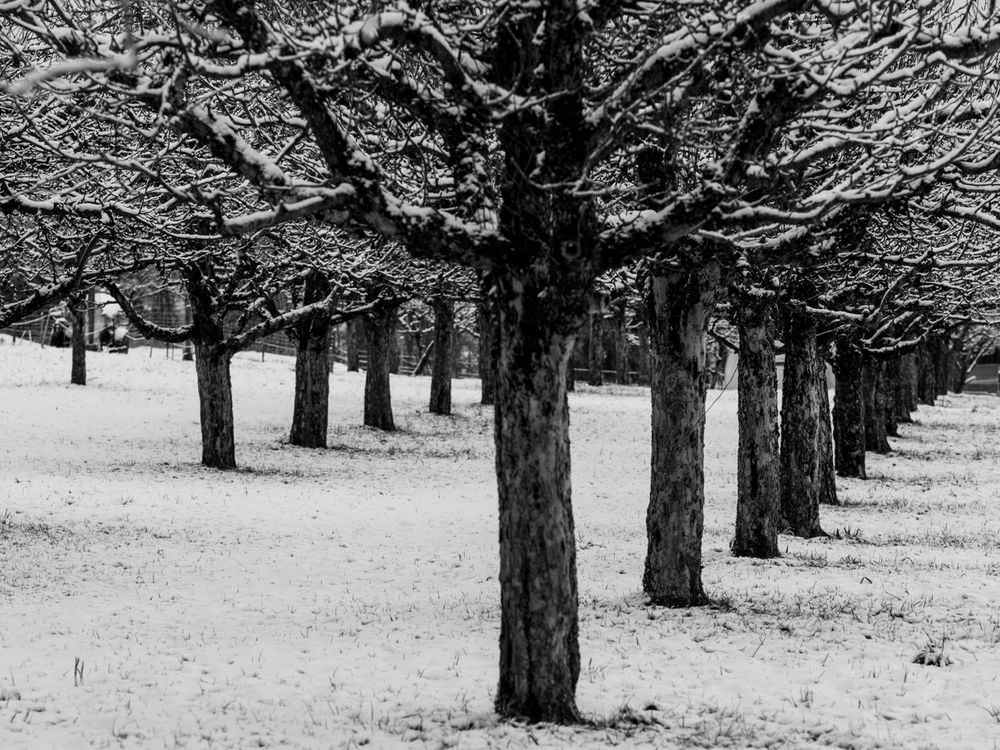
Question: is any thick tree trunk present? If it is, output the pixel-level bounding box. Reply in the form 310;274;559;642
290;314;331;449
918;343;937;406
902;352;919;415
69;294;87;386
566;343;576;392
494;274;581;723
815;354;839;505
778;302;826;538
194;341;236;470
832;334;866;479
346;319;360;372
884;357;903;435
587;309;604;386
732;293;781;558
934;336;950;396
364;306;396;430
863;359;891;454
643;265;718;605
429;298;454;415
894;354;914;422
478;282;498;405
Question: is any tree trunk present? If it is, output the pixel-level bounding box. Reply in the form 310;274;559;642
430;298;454;415
778;302;826;537
566;339;576;392
69;294;87;386
863;359;891;454
902;352;919;415
478;279;498;405
364;306;396;430
732;292;781;558
815;352;839;505
882;359;899;437
918;342;937;406
884;356;903;433
832;333;866;479
194;341;236;470
587;308;604;386
934;336;950;396
643;264;718;605
346;319;360;372
494;273;581;723
290;314;331;449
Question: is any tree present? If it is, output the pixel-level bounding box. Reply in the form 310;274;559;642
108;239;370;468
10;0;1000;723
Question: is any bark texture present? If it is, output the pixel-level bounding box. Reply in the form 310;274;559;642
478;279;498;405
778;301;827;537
364;305;397;431
832;334;866;479
918;343;937;406
732;292;781;558
69;294;87;386
429;298;455;415
863;359;891;454
934;336;950;397
289;277;332;448
901;352;919;417
643;264;718;605
494;274;582;723
884;357;902;435
194;341;236;470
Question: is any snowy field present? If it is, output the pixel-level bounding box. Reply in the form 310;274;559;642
1;341;999;749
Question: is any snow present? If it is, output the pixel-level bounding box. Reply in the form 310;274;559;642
2;341;1000;748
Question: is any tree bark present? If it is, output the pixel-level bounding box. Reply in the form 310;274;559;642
587;307;604;386
69;294;87;386
884;356;903;434
918;342;937;406
364;305;397;430
194;341;236;470
778;302;826;538
732;292;781;558
643;264;718;605
429;297;454;415
934;335;950;396
494;273;581;723
832;333;866;479
346;319;360;372
289;276;332;448
478;278;498;405
902;351;919;416
863;359;891;453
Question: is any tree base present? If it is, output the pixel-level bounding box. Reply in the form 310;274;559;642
646;592;710;608
495;696;581;725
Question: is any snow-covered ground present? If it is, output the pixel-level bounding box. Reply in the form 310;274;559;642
1;340;999;749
